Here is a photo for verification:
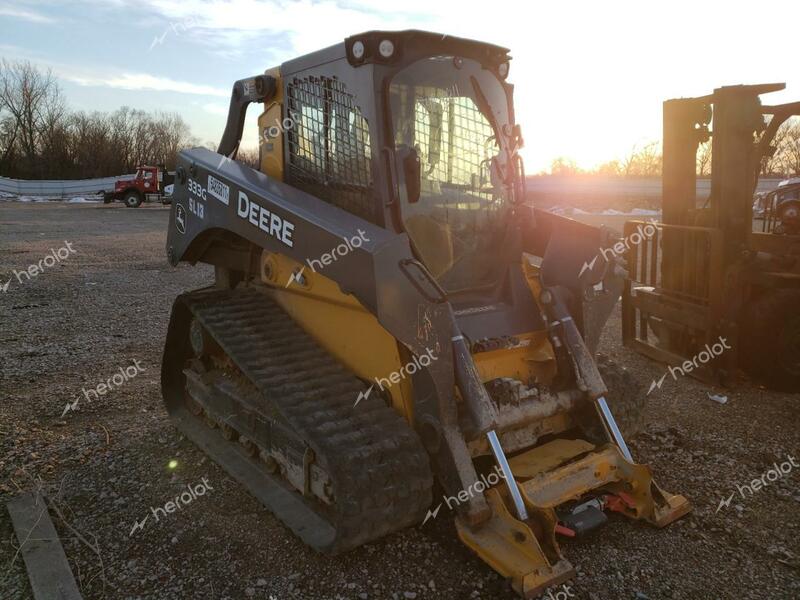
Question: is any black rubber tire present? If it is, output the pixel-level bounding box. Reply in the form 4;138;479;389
123;191;142;208
741;289;800;393
595;354;646;438
776;201;800;235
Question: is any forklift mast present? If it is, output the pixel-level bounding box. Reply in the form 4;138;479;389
663;84;786;260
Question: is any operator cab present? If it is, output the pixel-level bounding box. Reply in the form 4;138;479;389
276;31;526;296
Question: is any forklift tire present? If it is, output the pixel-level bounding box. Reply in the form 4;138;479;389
742;289;800;393
580;355;646;443
123;192;142;208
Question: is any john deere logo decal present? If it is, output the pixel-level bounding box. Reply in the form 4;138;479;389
175;204;186;234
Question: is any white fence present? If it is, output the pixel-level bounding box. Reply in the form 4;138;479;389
526;176;784;198
0;174;135;198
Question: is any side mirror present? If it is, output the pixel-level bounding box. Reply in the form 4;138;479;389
489;155;505;190
396;145;421;204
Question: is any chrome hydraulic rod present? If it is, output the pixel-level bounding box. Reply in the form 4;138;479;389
596;395;633;462
487;430;529;521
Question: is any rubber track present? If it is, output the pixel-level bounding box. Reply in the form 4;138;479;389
182;286;433;553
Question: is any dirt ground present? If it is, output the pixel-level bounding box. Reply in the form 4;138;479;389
1;202;797;600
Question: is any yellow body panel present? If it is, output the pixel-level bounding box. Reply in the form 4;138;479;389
260;252;414;421
473;331;557;385
258;67;284;181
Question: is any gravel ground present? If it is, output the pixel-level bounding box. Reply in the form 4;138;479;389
1;202;798;600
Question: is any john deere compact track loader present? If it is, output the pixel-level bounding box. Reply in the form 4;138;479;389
161;31;690;597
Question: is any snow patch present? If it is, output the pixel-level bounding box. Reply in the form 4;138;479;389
1;194;101;203
570;207;661;217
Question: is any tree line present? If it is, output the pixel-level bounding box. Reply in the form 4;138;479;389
549;120;800;178
4;58;799;182
0;59;197;180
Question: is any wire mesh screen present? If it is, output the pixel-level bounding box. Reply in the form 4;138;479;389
413;93;494;192
393;86;504;229
286;76;375;223
389;77;512;291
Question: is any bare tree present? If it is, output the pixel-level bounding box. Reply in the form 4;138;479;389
235;147;260;169
0;60;197;179
595;159;622;176
760;118;789;176
550;156;581;176
696;141;712;176
150;111;193;169
0;59;63;177
621;142;662;177
775;119;800;176
108;107;137;172
0;115;17;169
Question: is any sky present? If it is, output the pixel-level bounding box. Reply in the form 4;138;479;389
1;0;799;173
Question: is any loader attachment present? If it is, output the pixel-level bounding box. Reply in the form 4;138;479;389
457;439;690;598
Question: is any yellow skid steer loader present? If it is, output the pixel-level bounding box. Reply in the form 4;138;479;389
160;30;690;597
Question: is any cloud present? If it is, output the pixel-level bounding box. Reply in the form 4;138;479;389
0;6;56;23
64;72;228;97
0;39;226;98
202;102;229;115
126;0;411;58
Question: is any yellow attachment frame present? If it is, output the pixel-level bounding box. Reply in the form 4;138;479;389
456;438;690;598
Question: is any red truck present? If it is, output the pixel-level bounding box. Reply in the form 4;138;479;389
104;165;175;207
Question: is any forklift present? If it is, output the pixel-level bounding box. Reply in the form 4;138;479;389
622;83;800;392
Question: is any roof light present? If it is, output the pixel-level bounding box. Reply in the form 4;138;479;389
352;40;365;60
498;62;509;79
378;39;394;58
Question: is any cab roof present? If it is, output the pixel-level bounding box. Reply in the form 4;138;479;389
282;29;511;75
